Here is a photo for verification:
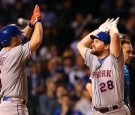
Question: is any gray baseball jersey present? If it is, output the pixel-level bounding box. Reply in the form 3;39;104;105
85;48;124;107
0;42;31;102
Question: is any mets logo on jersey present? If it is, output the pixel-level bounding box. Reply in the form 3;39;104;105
0;57;5;66
91;70;112;78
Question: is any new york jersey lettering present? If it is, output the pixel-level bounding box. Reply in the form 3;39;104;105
91;70;112;78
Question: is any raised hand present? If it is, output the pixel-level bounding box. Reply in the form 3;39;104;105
111;17;120;27
29;5;42;28
110;17;120;33
98;18;114;32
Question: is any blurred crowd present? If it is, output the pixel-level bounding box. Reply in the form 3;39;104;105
0;0;135;115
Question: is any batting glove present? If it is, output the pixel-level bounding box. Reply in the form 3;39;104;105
98;18;114;32
110;17;119;27
29;5;42;28
110;17;120;33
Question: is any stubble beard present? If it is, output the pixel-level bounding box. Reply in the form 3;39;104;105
91;49;104;57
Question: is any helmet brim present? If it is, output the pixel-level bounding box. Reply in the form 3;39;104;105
90;35;100;40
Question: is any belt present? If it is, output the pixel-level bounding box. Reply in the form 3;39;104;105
2;97;26;104
94;105;119;113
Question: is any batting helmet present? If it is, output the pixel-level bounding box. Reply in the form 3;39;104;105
0;24;27;46
90;32;110;44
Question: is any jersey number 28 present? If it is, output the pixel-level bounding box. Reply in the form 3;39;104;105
100;80;114;92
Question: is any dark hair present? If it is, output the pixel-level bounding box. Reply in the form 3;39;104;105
120;33;126;39
56;84;68;90
121;39;131;46
61;93;70;99
45;77;55;85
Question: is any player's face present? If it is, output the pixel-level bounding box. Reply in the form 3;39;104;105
12;35;22;46
16;35;22;45
56;87;67;98
91;39;107;56
122;43;133;64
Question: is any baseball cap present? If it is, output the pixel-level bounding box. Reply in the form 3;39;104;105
90;32;110;44
54;66;65;73
82;83;87;91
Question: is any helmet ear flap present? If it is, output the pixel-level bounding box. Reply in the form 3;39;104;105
0;31;4;46
0;30;3;41
0;30;11;46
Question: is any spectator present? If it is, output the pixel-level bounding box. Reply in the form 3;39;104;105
54;93;83;115
74;84;92;114
40;1;58;27
62;48;75;75
49;84;68;115
39;77;56;115
70;29;90;55
45;56;62;77
129;56;135;115
121;38;133;106
120;13;135;52
71;80;84;102
48;43;60;57
53;66;68;85
111;0;129;19
70;11;89;38
69;55;87;86
27;61;45;115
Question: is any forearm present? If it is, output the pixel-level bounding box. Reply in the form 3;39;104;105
35;22;43;34
77;29;99;59
110;33;121;56
110;25;120;45
110;24;121;57
32;22;43;44
78;29;99;47
30;22;43;52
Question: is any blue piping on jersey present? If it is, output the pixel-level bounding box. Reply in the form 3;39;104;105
98;55;109;64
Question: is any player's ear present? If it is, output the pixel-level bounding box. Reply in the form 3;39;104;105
11;37;17;45
105;44;110;50
11;37;16;42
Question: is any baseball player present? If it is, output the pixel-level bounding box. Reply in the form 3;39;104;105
121;39;133;106
77;18;130;115
0;5;42;115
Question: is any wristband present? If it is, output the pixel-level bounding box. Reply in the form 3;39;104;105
28;23;34;28
35;18;41;23
28;18;41;28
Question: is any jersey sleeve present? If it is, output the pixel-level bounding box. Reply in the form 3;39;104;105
20;42;32;62
110;49;124;79
12;42;32;63
84;48;95;69
110;49;124;62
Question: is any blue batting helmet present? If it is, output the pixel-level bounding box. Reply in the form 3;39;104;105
0;24;27;46
90;32;110;44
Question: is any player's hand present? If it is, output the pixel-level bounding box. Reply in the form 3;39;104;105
111;17;120;27
29;5;42;28
98;18;114;32
110;17;120;33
